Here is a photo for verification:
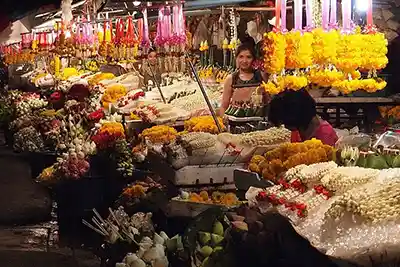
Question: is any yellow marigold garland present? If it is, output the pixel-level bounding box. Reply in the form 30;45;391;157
184;116;225;134
102;84;127;109
336;31;363;74
283;75;309;91
312;29;339;66
285;31;313;69
360;32;388;71
262;25;388;94
141;125;178;144
263;32;286;74
99;122;126;137
261;79;285;96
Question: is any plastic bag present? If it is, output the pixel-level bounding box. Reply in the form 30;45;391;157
335;133;371;149
373;131;400;149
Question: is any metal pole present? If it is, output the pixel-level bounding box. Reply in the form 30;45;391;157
185;53;223;133
147;62;167;104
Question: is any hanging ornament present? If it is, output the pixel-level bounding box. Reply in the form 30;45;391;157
321;0;329;30
305;0;313;30
142;8;150;51
341;0;352;33
154;7;165;47
294;0;303;31
329;0;337;29
280;0;287;31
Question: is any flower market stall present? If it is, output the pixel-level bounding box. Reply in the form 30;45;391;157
1;0;400;266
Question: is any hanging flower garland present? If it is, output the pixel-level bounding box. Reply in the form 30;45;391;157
311;28;339;66
285;31;313;70
263;33;286;74
261;2;286;96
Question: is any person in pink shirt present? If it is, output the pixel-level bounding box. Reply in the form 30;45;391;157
269;90;338;146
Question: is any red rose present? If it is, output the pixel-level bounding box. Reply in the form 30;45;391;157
88;109;105;122
295;203;307;211
297;210;306;218
256;191;268;201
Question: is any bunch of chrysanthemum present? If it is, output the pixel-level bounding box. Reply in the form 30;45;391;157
312;29;339;66
263;32;286;74
285;31;313;69
360;32;388;71
336;32;363;73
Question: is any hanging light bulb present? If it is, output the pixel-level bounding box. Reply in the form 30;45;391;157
355;0;368;12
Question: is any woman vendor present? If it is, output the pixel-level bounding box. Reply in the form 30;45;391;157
219;44;268;117
140;48;163;88
268;90;338;146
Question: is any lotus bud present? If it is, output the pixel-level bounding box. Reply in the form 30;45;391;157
159;231;169;241
154;244;165;258
139;236;153;250
136;247;146;258
124;253;138;265
131;259;146;267
142;247;159;263
153;233;164;245
153;256;169;267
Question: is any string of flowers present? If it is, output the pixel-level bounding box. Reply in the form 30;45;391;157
262;0;388;96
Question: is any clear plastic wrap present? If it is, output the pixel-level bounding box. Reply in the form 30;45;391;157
335;133;371;149
373;131;400;149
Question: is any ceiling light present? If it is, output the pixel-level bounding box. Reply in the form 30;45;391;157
133;1;141;6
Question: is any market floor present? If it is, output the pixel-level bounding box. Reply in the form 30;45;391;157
0;144;100;267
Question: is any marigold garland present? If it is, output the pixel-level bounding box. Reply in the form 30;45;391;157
261;79;285;96
102;84;127;109
283;75;309;91
263;32;286;74
312;29;339;66
262;75;308;96
336;32;363;73
360;32;388;71
184;116;225;134
285;31;313;69
262;24;388;94
141;125;178;144
248;139;334;181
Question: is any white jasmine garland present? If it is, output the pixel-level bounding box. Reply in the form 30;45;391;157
321;167;379;194
297;161;338;186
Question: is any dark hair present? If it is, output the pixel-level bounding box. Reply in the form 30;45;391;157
268;89;317;130
235;43;256;59
148;47;157;54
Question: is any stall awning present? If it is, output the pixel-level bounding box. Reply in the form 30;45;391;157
0;16;31;45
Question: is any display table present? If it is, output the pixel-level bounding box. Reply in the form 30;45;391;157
315;97;398;131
